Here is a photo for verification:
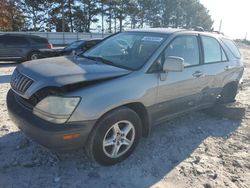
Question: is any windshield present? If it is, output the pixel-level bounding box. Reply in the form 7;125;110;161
65;40;85;50
82;32;167;70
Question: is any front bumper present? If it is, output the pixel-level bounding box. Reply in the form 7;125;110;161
7;90;96;151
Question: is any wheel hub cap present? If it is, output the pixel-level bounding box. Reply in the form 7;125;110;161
102;120;135;158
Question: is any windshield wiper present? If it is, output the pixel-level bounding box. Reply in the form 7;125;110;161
79;54;132;70
81;55;115;66
78;54;94;60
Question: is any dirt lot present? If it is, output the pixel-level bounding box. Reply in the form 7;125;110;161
0;47;250;188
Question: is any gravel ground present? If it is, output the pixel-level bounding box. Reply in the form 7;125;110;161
0;47;250;188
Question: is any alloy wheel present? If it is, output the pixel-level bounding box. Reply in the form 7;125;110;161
102;120;135;158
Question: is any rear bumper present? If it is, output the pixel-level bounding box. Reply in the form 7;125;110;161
7;90;96;151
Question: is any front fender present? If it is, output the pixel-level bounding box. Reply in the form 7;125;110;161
67;72;158;122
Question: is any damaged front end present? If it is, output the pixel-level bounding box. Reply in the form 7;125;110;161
15;78;122;124
12;85;81;124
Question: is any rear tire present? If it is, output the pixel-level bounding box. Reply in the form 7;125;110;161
86;107;142;166
219;82;238;103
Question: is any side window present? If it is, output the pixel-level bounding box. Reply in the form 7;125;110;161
0;36;3;46
5;36;28;46
1;37;9;45
3;36;15;45
201;36;227;63
164;35;200;67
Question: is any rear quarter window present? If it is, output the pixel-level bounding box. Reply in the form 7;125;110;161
221;38;241;59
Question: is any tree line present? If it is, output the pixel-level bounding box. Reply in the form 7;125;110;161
0;0;213;33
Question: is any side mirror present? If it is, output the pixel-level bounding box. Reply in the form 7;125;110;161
163;56;184;72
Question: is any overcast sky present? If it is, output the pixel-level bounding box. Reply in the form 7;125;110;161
200;0;250;40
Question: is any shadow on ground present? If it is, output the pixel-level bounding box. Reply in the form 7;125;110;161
0;111;242;188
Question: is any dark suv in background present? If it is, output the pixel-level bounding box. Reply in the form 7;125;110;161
0;34;53;62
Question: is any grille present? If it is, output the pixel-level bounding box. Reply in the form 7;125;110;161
11;69;33;95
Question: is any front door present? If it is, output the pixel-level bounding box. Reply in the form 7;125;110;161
153;35;206;123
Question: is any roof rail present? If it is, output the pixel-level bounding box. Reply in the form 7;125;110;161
194;26;204;32
192;27;224;35
211;31;224;35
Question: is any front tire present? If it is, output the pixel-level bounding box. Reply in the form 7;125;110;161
86;107;142;166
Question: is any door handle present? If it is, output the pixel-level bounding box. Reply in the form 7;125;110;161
192;71;203;78
224;66;232;71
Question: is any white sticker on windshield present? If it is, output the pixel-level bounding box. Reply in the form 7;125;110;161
142;37;163;42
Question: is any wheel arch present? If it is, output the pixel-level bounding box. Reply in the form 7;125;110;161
89;102;151;139
221;80;239;94
219;80;239;103
124;102;151;137
27;50;41;60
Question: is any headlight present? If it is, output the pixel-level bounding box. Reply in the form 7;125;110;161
33;96;80;124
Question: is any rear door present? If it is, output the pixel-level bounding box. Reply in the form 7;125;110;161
198;35;229;105
153;34;207;123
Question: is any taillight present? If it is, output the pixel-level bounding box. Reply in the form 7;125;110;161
48;43;53;49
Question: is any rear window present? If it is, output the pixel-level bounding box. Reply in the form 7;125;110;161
221;38;241;59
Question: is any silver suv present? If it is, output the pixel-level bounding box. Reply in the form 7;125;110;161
7;28;244;165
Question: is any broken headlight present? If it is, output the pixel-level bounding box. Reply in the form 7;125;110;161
33;96;80;124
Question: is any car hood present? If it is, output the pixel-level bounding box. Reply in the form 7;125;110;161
16;56;131;98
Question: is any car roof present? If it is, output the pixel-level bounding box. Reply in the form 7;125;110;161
1;33;45;38
125;28;183;35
